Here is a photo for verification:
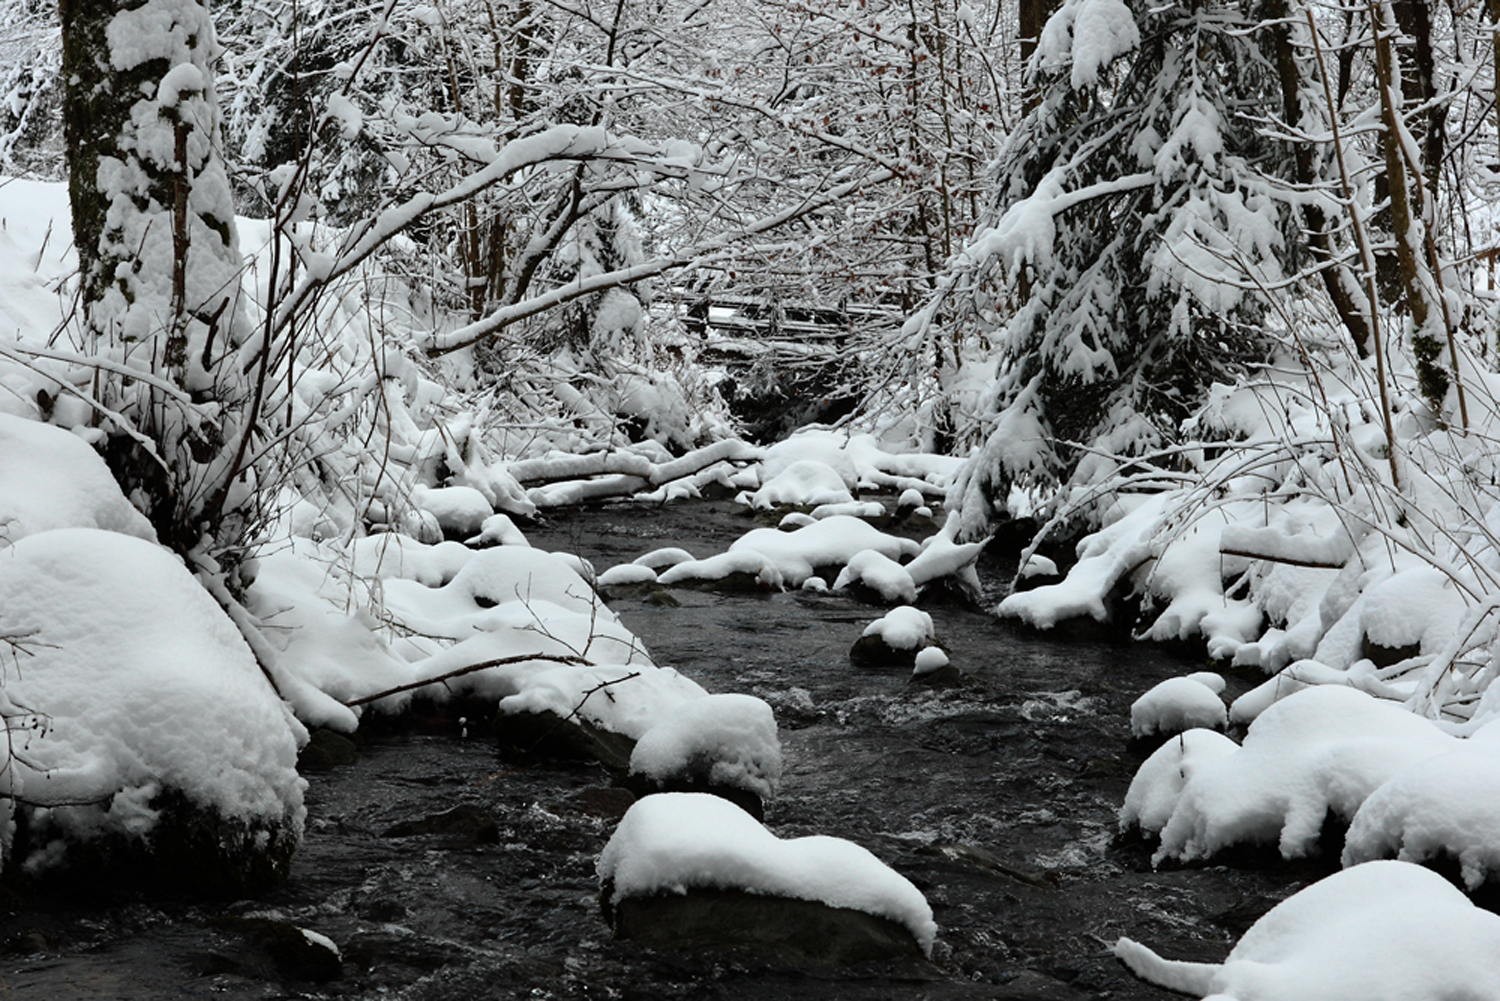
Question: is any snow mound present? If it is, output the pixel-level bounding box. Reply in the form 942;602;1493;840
1343;751;1500;890
598;793;936;955
1121;728;1239;836
1130;674;1227;738
0;528;305;868
912;647;950;676
599;564;659;587
1139;685;1458;864
1115;861;1500;1001
657;550;785;590
729;516;919;588
466;513;530;547
0;413;156;544
862;606;935;651
834;550;917;604
630;694;782;801
411;484;492;538
747;459;853;509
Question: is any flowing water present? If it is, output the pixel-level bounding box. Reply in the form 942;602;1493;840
1;500;1318;999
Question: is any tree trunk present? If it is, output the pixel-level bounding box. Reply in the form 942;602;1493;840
59;0;255;569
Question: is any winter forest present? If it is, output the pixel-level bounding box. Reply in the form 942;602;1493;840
4;0;1500;995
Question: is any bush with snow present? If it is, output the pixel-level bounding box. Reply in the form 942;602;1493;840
1115;861;1500;1001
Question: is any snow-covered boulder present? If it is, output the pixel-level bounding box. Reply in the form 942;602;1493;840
729;516;919;588
833;549;918;605
1115;861;1500;1001
497;665;708;770
627;694;782;819
598;793;936;963
0;528;305;894
1129;673;1228;740
0;412;156;543
746;459;853;510
850;606;937;667
656;550;785;592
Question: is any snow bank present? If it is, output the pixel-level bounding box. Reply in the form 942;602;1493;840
629;694;782;801
0;413;156;543
746;459;853;509
0;528;305;868
1131;685;1460;864
1115;861;1500;1001
598;793;936;955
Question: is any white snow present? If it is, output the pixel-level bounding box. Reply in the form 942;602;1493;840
412;484;493;538
1130;674;1227;739
0;528;305;866
862;606;935;651
1342;750;1500;890
500;665;707;740
729;516;920;588
834;550;918;604
0;413;156;544
912;647;950;677
746;459;853;509
598;792;937;954
1115;861;1500;1001
1131;685;1462;865
599;564;659;587
629;694;782;801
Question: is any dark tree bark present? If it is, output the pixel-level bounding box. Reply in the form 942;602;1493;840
58;0;257;570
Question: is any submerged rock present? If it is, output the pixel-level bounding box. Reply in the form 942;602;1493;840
496;707;637;772
381;804;499;844
204;916;342;982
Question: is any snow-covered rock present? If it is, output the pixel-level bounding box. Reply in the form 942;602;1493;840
747;459;853;509
1129;673;1228;739
833;550;918;604
729;516;919;588
628;694;781;817
1115;861;1500;1001
0;528;305;892
850;606;937;666
411;484;493;538
598;793;936;960
1342;751;1500;890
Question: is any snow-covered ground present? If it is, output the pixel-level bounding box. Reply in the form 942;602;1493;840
5;167;1500;995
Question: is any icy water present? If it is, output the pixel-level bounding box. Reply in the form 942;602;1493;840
2;500;1317;999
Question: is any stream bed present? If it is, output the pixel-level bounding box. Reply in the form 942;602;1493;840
1;499;1320;999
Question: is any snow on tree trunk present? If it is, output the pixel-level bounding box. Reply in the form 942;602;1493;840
60;0;256;571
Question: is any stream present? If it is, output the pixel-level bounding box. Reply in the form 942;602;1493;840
1;499;1319;1000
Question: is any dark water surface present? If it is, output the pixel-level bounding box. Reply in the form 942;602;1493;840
2;500;1309;999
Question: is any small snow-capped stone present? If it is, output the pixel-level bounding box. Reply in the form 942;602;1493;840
912;647;950;676
1130;675;1228;739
